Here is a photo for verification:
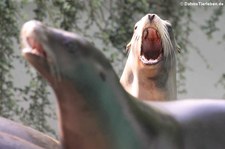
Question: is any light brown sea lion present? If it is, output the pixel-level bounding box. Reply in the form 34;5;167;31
121;14;179;101
21;20;225;149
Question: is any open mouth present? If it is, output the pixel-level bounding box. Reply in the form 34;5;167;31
21;21;47;59
140;27;163;65
22;36;47;58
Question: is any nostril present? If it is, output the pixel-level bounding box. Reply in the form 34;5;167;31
148;14;155;21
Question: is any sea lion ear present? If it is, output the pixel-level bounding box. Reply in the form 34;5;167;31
176;44;181;53
125;41;131;53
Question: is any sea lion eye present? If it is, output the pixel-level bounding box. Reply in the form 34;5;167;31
99;71;106;82
65;42;76;54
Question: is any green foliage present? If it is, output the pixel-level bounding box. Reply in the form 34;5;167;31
201;7;223;39
52;0;85;30
0;0;56;137
0;0;19;117
107;0;149;49
33;0;47;21
17;75;56;136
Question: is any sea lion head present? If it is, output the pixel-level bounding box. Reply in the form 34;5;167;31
126;14;178;75
21;20;110;87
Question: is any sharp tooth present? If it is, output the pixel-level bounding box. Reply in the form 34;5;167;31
32;48;44;57
23;47;32;53
143;30;148;39
140;54;160;65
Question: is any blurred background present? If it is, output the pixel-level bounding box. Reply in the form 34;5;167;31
0;0;224;138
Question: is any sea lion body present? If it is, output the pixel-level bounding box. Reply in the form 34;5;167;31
21;20;225;149
121;14;178;101
149;99;225;149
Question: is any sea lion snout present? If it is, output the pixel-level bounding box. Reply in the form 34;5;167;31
148;14;155;22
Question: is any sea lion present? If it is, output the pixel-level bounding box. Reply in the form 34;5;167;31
0;117;59;148
120;14;179;101
21;20;225;149
0;131;43;149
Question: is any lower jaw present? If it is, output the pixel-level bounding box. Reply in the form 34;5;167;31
23;52;52;79
139;54;163;65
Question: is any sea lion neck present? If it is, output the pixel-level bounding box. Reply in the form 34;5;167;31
51;79;111;149
51;65;152;149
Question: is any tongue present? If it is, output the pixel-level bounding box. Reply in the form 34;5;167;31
142;28;162;60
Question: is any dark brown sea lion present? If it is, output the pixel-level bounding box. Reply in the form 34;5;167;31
21;20;225;149
0;131;44;149
0;117;59;148
121;14;179;101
